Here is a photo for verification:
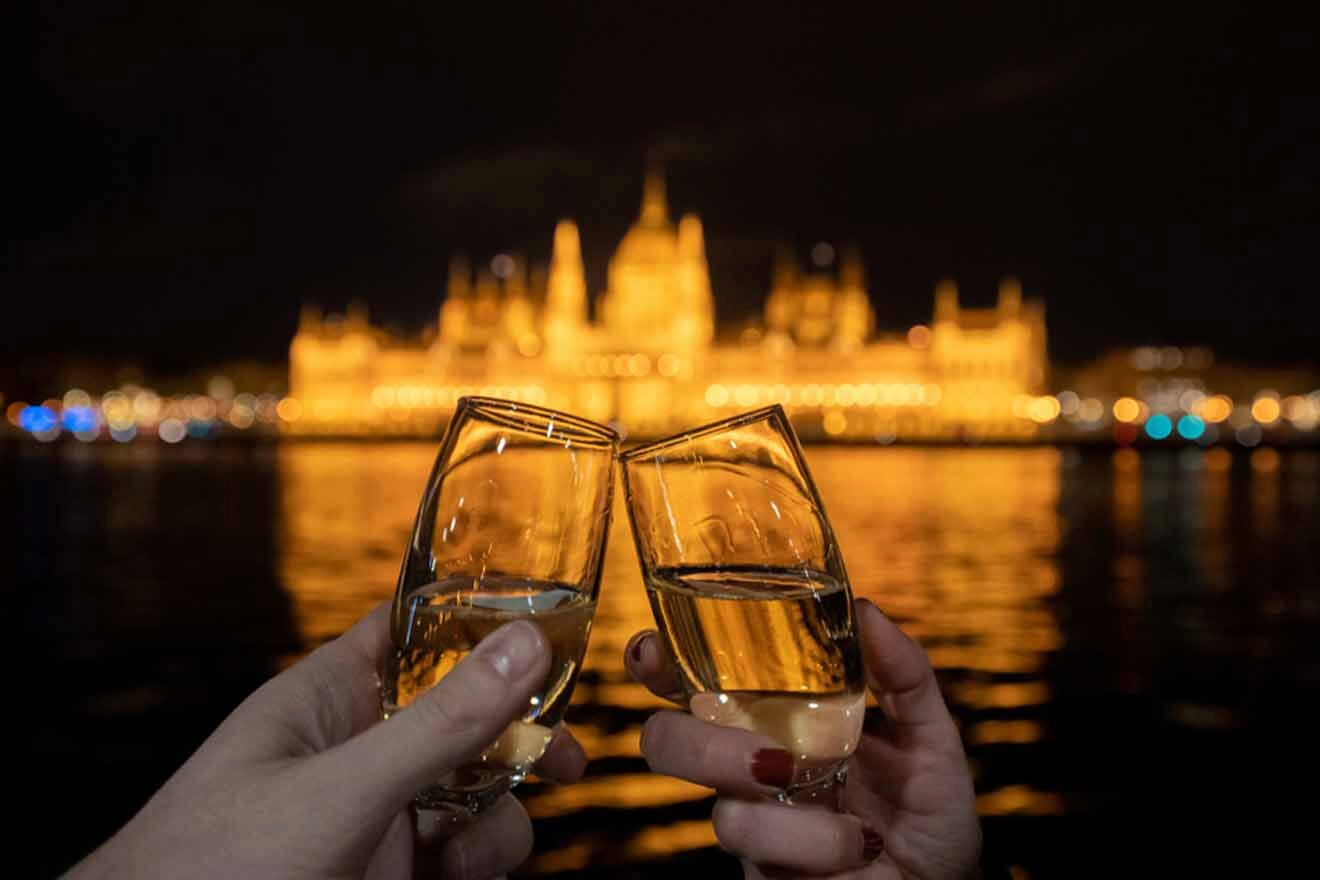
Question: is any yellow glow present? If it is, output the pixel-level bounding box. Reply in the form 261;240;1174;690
822;411;847;435
1200;394;1233;423
276;398;304;422
1251;396;1281;425
967;719;1043;745
656;353;681;377
977;785;1066;816
190;396;218;420
1079;398;1104;422
907;324;932;349
705;384;729;407
1112;397;1141;423
1204;447;1232;472
228;406;255;429
734;384;758;407
133;392;162;423
624;819;719;859
951;680;1051;709
63;388;92;409
1027;396;1061;424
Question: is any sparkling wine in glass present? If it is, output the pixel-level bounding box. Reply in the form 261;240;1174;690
620;404;865;802
381;396;618;816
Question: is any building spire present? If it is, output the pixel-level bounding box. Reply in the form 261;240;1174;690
640;165;669;225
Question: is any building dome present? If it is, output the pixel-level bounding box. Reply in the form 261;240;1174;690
599;168;714;352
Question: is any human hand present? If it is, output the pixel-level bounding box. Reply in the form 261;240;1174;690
69;601;587;880
625;598;981;879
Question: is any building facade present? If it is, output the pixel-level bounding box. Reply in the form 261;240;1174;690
288;172;1048;440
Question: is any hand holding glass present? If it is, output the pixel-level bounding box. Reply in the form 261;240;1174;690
381;397;618;816
620;405;864;802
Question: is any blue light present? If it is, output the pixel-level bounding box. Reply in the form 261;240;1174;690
1146;413;1173;440
63;406;98;433
19;405;58;433
1177;414;1205;440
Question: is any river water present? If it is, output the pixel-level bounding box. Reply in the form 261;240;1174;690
8;442;1318;876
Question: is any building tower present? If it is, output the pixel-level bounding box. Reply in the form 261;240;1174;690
439;257;471;347
833;245;873;349
599;167;716;354
543;220;588;360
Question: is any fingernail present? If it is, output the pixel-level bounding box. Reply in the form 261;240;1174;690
627;632;650;666
861;826;885;861
750;748;794;789
472;620;542;681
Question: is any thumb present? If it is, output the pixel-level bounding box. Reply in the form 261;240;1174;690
318;619;551;820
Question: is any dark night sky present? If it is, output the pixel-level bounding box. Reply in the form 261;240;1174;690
5;3;1315;376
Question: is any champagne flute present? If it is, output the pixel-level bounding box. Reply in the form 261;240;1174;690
381;396;618;816
619;404;865;804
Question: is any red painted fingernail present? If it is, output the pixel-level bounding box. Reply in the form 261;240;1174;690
750;748;794;788
861;826;885;861
628;633;649;665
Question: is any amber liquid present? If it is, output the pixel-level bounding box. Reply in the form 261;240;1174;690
646;566;865;785
381;576;595;801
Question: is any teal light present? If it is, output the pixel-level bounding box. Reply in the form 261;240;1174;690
1177;414;1206;440
1146;413;1173;440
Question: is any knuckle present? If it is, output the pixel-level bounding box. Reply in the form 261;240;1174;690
639;712;675;768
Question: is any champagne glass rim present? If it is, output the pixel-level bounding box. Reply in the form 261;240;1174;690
457;396;619;446
619;404;790;463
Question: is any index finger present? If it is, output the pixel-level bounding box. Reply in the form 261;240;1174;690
856;599;955;730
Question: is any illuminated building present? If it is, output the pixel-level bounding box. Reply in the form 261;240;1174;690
287;170;1050;440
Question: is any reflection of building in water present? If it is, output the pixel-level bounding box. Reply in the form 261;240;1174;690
288;170;1048;440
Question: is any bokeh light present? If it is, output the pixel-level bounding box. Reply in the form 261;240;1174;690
1145;413;1173;440
1113;397;1141;423
1200;394;1233;423
1176;414;1205;440
1251;395;1281;425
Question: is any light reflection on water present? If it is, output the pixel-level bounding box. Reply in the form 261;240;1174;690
276;446;1070;871
17;442;1320;877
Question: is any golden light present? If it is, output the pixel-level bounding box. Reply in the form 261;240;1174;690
276;397;304;422
628;353;651;376
907;324;932;349
189;396;218;420
5;401;27;427
1027;396;1061;424
1251;395;1281;425
1079;398;1104;422
734;384;758;407
516;335;542;357
705;384;730;407
1204;447;1232;473
1281;395;1311;423
1200;394;1232;423
101;392;135;430
63;388;92;409
1112;397;1141;424
133;391;162;423
822;411;847;436
656;353;681;377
